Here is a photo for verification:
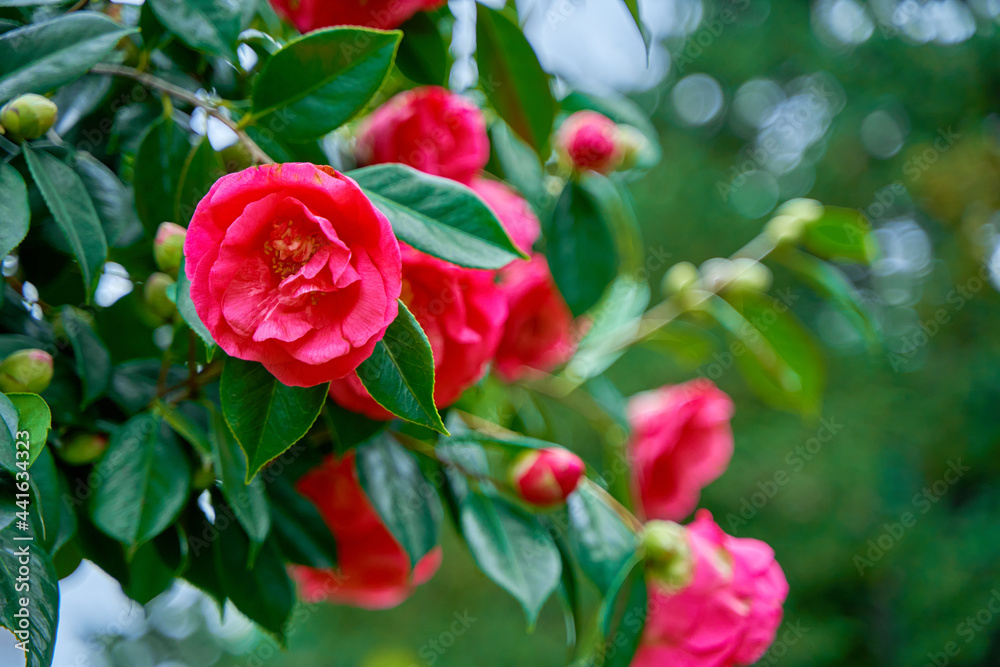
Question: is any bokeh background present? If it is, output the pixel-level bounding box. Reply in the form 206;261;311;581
7;0;1000;665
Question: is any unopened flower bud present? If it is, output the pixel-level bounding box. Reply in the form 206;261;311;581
777;197;823;223
1;94;58;140
641;520;694;590
661;261;700;296
725;258;773;293
556;110;623;175
56;432;109;465
154;222;187;277
510;447;585;506
0;348;53;394
764;214;807;247
144;272;176;320
616;125;651;170
699;258;734;292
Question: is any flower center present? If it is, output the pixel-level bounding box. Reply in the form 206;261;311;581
264;219;324;278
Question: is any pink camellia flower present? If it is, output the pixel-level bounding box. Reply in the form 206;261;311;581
329;244;507;417
270;0;445;33
184;163;401;387
355;86;489;184
627;379;734;521
510;447;585;506
495;254;575;382
292;452;442;609
469;177;540;254
634;510;788;666
556;110;623;175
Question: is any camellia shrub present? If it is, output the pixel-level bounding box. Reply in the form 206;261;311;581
0;1;880;665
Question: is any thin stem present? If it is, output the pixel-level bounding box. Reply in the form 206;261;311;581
393;431;516;494
89;63;274;166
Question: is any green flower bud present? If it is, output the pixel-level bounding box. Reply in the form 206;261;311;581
144;272;177;320
725;258;773;293
0;348;54;394
56;432;109;465
154;222;187;278
661;261;700;296
777;197;823;223
1;94;58;141
641;520;694;590
764;214;807;247
617;125;652;170
220;142;254;173
699;258;735;292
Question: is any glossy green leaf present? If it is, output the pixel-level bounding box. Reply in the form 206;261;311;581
396;11;447;85
489;120;546;211
544;177;619;316
0;12;134;103
0;523;59;667
567;483;638;594
175;137;225;224
148;0;253;60
356;434;442;566
0;393;18;472
152;399;211;457
350;163;526;269
0;163;29;258
251;27;401;141
565;276;650;381
7;393;50;466
133;115;192;232
71;151;142;248
621;0;652;58
267;476;338;569
220;358;327;482
61;306;111;407
168;257;216;351
802;207;877;264
23;145;108;300
595;558;647;666
356;301;447;434
208;403;270;549
89;412;191;546
476;5;555;151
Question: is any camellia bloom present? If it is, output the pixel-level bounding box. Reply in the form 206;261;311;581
184;163;401;387
469;177;540;254
556;110;623;175
355;86;489;184
627;379;734;521
495;254;575;382
270;0;445;33
292;452;442;608
510;447;585;506
634;511;788;666
329;244;507;417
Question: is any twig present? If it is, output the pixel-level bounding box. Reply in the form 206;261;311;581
89;63;274;165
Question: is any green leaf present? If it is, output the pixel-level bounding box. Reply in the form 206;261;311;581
168;257;216;351
0;12;134;103
802;207;877;264
133;115;192;232
29;447;73;553
0;163;29;258
350;163;526;269
251;27;401;141
642;320;720;369
220;358;327;482
544;178;619;316
620;0;652;58
267;476;338;569
0;393;19;473
596;558;647;667
0;524;59;667
396;11;447;85
152;399;211;457
475;5;555;152
23;144;108;301
89;412;191;546
565;276;650;382
356;301;447;434
208;403;270;549
175;137;226;224
355;434;442;566
710;294;826;415
61;306;111;407
489;120;546;210
70;151;142;248
458;492;562;627
124;534;178;605
7;393;50;466
148;0;252;60
567;483;638;594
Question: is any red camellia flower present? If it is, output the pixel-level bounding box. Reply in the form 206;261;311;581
355;86;490;184
184;163;401;387
291;452;442;609
329;244;507;417
495;254;576;382
627;379;734;521
469;177;541;254
556;110;623;175
634;511;788;666
510;447;585;506
270;0;446;33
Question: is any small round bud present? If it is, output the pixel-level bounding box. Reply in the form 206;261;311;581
725;258;773;293
555;110;623;175
220;142;254;173
641;520;694;590
56;432;109;465
616;125;651;170
144;272;177;320
0;94;58;141
661;261;700;296
698;258;734;292
777;197;823;223
153;222;187;278
764;214;807;247
0;348;54;394
510;447;585;506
